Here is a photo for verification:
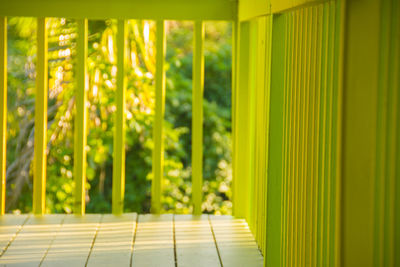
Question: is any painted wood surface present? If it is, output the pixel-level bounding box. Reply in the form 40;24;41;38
151;20;166;214
0;16;6;216
131;214;174;267
0;214;262;266
0;0;236;21
32;17;48;215
41;214;101;267
0;214;64;266
73;19;88;215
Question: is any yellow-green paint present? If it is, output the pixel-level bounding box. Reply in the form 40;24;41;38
374;0;399;265
237;0;334;21
235;0;344;265
33;17;48;215
252;15;264;250
342;0;400;266
231;20;237;220
73;19;88;215
0;0;236;21
232;0;399;266
247;18;257;229
112;19;127;215
0;17;6;215
0;1;399;267
238;0;270;21
262;2;342;266
192;21;204;215
265;13;284;267
271;0;326;14
151;20;166;214
251;15;272;256
233;21;250;219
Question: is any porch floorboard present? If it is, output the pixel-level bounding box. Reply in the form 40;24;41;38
0;214;263;267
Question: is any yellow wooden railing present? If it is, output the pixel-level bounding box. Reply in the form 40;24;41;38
0;17;6;215
232;0;400;266
0;0;237;217
1;0;400;266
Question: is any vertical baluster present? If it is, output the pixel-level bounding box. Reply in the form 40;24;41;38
234;21;250;218
0;17;7;215
231;20;237;215
192;21;204;215
33;17;48;215
74;19;88;215
112;19;127;215
151;20;166;214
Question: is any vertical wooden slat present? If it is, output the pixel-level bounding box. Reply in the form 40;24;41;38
262;16;273;255
112;19;127;215
334;0;346;264
306;7;320;266
265;13;286;267
282;12;292;266
0;17;6;215
254;16;266;246
299;9;308;266
231;20;238;217
33;17;48;215
293;10;301;266
289;11;300;266
302;8;311;265
151;20;166;214
341;0;381;264
326;2;336;265
318;4;329;265
322;3;332;265
234;21;250;219
74;18;88;215
248;19;257;228
192;20;204;215
313;5;323;266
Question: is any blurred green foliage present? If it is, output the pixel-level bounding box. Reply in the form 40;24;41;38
5;18;232;215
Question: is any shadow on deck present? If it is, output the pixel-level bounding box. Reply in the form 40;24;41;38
0;214;263;267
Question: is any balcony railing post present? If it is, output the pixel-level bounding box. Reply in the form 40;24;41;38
234;21;250;218
0;17;7;215
231;20;237;217
112;19;127;215
74;18;88;215
192;20;205;215
33;17;48;215
151;20;166;214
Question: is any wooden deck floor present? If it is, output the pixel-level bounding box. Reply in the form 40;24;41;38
0;214;263;267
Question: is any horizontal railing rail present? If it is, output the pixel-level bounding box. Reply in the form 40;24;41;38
0;0;237;21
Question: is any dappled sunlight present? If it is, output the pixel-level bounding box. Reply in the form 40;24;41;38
131;214;174;266
0;214;262;266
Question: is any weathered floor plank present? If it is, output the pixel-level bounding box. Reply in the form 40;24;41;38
0;214;64;266
86;213;136;267
40;214;102;267
209;215;263;267
131;214;175;267
175;215;221;267
0;214;29;256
